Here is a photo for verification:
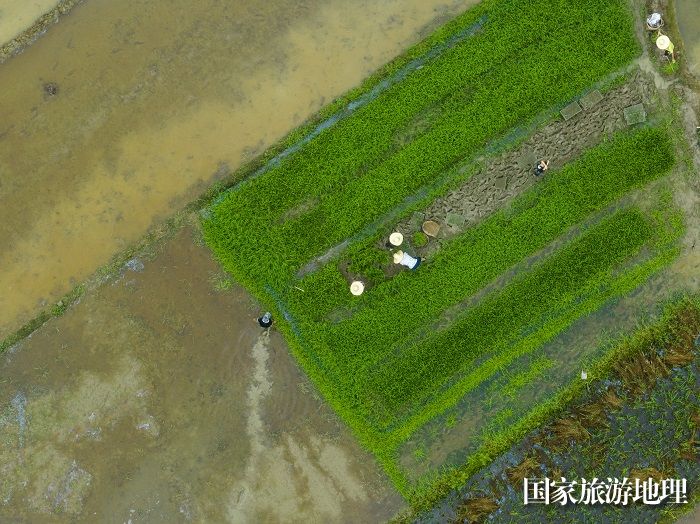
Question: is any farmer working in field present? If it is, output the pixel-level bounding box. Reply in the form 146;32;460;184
257;312;273;329
656;34;675;63
535;159;549;176
393;250;421;270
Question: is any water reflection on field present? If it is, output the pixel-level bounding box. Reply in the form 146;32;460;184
0;226;403;522
0;0;479;340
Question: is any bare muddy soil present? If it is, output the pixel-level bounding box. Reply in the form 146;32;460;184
0;0;480;341
0;226;402;523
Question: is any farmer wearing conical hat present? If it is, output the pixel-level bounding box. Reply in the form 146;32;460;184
656;34;675;63
393;250;421;270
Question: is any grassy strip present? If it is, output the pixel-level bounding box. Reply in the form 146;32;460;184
0;283;84;353
291;126;673;330
204;0;638;290
399;296;700;515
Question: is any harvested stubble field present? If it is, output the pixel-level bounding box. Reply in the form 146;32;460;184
203;0;692;509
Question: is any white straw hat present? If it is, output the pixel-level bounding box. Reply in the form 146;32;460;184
389;232;404;247
393;251;404;264
350;281;365;295
656;35;671;50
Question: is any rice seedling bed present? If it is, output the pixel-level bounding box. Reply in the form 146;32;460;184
204;0;639;292
200;0;687;506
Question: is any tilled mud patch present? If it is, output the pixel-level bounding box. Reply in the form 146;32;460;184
0;226;401;523
396;71;658;254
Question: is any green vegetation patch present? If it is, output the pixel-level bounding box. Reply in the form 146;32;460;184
283;128;676;430
203;0;639;292
199;0;683;505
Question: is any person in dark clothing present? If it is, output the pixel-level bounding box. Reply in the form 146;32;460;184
257;312;273;328
534;159;549;176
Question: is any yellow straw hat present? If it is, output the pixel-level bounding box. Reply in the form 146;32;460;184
656;35;671;50
350;281;365;295
389;232;404;247
393;251;404;264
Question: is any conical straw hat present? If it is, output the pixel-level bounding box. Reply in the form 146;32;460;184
350;281;365;295
389;232;404;246
393;251;404;264
656;35;671;50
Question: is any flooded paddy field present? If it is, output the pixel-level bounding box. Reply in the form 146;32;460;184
0;0;480;341
676;0;700;79
0;0;62;48
2;0;700;521
0;225;403;522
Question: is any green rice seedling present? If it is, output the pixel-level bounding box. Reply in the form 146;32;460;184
497;356;554;400
204;0;639;293
411;231;429;248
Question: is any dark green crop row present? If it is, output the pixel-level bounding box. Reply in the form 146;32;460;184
203;0;638;291
288;127;675;383
369;209;653;417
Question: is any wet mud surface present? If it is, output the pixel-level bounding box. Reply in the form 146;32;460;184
676;0;700;79
0;1;80;62
0;0;480;341
0;226;402;522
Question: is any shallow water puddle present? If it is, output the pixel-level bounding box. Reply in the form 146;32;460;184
676;0;700;78
0;0;479;340
0;226;401;522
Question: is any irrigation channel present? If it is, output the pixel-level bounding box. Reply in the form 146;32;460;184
0;0;481;341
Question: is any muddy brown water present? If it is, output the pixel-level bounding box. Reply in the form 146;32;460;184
677;0;700;79
0;0;481;341
0;0;59;46
0;225;402;522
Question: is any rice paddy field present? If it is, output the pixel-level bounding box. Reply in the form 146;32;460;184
203;0;700;515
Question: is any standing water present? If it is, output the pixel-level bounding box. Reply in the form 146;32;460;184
0;1;61;45
676;0;700;78
0;0;480;339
